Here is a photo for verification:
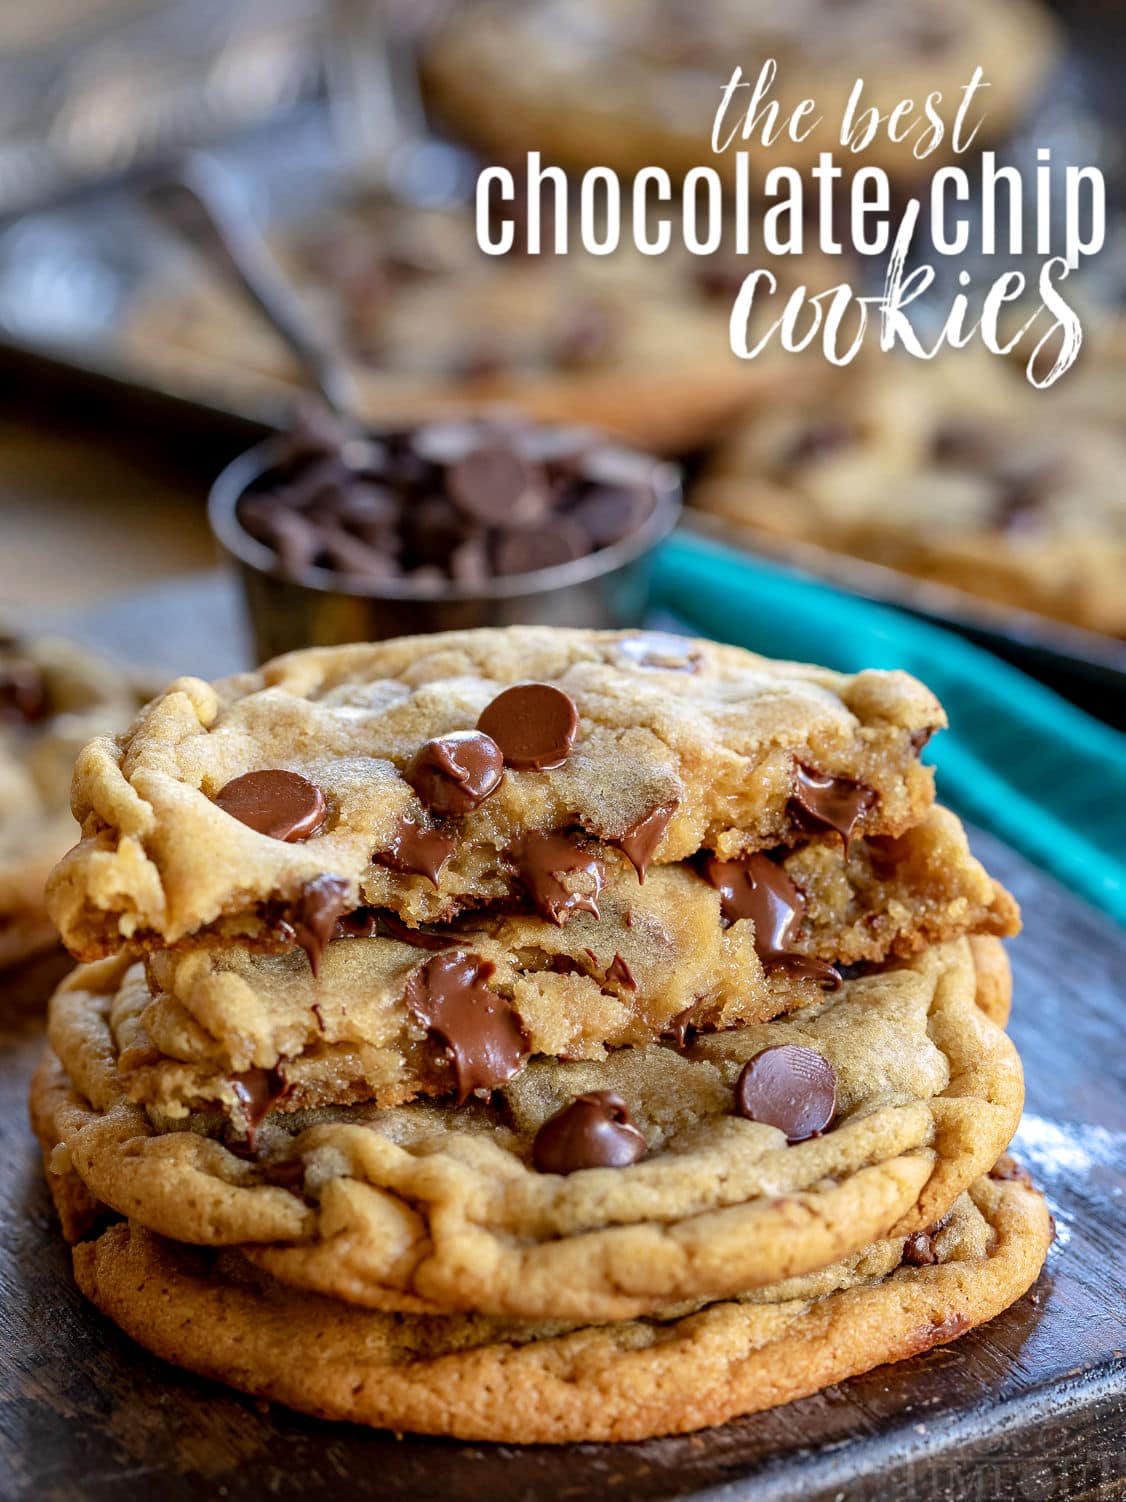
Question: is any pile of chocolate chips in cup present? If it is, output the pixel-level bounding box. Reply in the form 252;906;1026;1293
237;406;677;588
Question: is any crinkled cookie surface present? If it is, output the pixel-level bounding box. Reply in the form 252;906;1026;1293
37;938;1022;1321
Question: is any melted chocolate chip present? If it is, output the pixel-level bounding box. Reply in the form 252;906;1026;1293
606;953;636;990
703;851;805;950
734;1045;838;1143
214;770;326;842
764;953;842;990
910;727;938;755
511;831;605;925
902;1230;938;1266
378;910;457;950
612;800;678;882
290;875;351;975
665;1007;697;1049
703;852;839;988
231;1067;290;1150
532;1091;647;1174
477;684;579;771
402;952;528;1103
375;814;458;886
790;763;876;851
404;731;505;817
0;660;49;724
331;905;454;949
332;908;382;939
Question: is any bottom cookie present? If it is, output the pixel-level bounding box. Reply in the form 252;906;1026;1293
71;1172;1050;1444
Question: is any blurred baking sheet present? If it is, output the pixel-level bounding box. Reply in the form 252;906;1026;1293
683;511;1126;728
0;4;1121;709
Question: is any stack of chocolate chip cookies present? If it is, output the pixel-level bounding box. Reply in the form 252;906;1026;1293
31;626;1051;1443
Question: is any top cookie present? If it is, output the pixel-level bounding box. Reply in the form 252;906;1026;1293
46;628;942;958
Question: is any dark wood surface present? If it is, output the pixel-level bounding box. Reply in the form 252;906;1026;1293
1;829;1123;1501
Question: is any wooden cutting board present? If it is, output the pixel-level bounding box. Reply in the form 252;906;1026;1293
1;827;1123;1502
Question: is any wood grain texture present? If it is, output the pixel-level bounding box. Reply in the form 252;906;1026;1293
0;831;1123;1501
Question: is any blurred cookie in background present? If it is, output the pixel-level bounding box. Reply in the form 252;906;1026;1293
125;197;842;454
421;0;1059;184
693;329;1126;637
0;636;147;969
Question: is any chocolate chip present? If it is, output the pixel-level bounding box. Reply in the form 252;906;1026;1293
374;814;457;885
231;1066;291;1150
378;911;456;949
910;727;937;755
447;443;550;527
611;800;678;882
532;1091;647;1174
402;951;528;1103
0;660;49;724
790;763;877;851
569;485;652;548
404;731;505;817
477;683;579;771
492;521;589;576
316;529;400;580
289;875;351;975
214;770;327;842
902;1230;938;1266
332;908;383;939
402;495;467;567
734;1045;838;1143
511;831;605;925
606;953;636;990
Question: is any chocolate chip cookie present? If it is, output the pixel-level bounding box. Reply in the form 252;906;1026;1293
36;938;1023;1320
46;628;945;960
0;635;147;969
125;199;828;455
68;1172;1052;1442
422;0;1057;185
696;343;1126;637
